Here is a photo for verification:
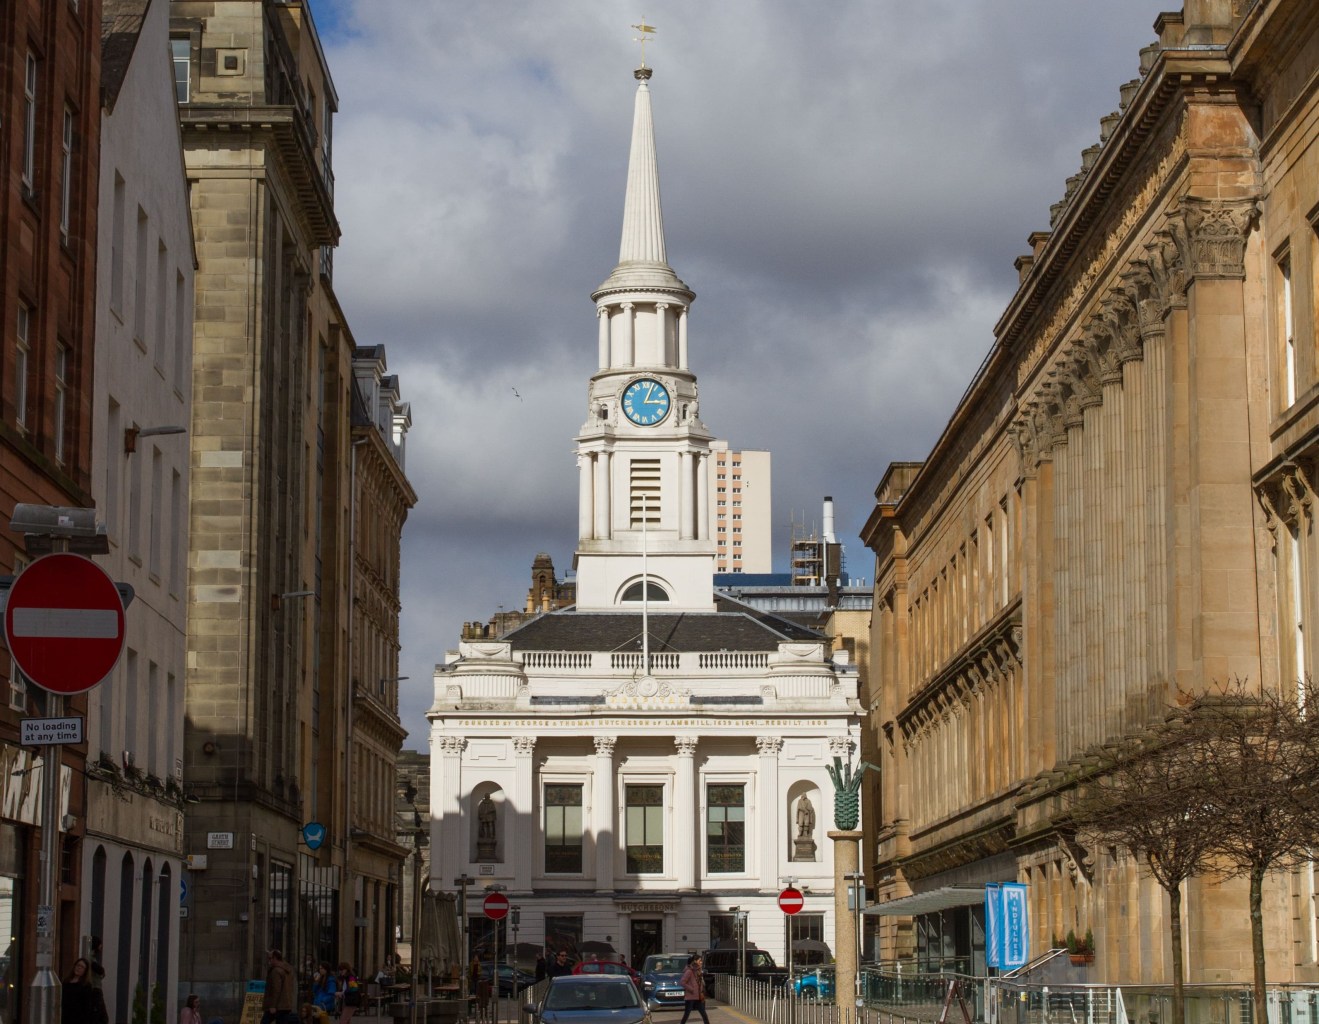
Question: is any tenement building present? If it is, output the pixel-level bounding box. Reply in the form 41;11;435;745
431;60;861;968
862;0;1319;982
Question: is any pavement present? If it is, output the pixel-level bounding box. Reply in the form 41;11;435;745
650;1002;760;1024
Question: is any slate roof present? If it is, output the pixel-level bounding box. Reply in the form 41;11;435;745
500;595;824;653
102;0;150;114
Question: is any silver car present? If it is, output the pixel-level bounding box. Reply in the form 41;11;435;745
526;974;652;1024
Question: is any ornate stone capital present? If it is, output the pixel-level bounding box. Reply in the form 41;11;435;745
594;736;616;757
756;736;783;756
675;737;698;757
513;737;536;756
828;737;853;758
438;736;466;754
1169;197;1258;282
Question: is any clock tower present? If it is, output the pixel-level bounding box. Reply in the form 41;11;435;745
574;64;716;612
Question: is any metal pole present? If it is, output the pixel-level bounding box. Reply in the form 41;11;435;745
27;691;63;1024
411;833;423;1024
453;876;474;1004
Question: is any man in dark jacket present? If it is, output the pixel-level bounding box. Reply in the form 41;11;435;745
263;949;296;1024
547;951;574;978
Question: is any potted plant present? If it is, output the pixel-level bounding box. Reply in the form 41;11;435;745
1066;928;1095;964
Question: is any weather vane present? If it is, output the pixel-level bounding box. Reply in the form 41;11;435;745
631;19;656;67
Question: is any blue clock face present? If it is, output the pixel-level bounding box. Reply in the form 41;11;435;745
622;377;672;426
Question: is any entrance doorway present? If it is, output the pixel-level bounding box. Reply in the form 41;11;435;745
630;920;662;968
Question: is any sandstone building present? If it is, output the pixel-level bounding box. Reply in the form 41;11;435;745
171;0;413;1009
862;0;1319;983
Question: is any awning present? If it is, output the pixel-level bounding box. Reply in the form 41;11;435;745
863;885;985;917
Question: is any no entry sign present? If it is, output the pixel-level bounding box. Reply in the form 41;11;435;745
4;553;125;694
483;891;510;920
778;886;805;915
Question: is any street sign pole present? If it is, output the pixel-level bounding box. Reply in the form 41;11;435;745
29;685;61;1024
5;521;125;1024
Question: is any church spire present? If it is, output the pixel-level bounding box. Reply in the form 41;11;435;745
619;67;666;265
595;65;692;299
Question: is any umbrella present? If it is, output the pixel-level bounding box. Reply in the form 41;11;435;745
792;940;832;954
579;940;616;955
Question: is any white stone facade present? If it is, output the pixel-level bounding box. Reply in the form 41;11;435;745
431;63;862;967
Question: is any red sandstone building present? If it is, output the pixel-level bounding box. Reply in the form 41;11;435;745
0;0;103;1013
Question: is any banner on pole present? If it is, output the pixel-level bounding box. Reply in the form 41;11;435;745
985;882;1028;971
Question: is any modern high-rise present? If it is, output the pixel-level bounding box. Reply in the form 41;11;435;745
707;442;770;574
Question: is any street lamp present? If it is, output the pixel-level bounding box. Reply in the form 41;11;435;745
453;874;476;1002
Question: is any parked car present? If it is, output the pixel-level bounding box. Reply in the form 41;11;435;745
793;968;835;1001
701;946;788;988
525;974;651;1024
478;962;536;996
573;958;642;986
638;955;689;1010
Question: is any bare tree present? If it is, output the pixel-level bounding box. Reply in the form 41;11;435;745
1066;723;1217;1024
1177;681;1319;1019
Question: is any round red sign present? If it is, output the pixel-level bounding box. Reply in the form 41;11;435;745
778;886;805;915
483;891;510;920
4;553;125;694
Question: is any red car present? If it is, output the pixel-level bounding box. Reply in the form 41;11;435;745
571;958;642;986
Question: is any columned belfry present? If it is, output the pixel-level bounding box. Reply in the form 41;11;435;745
574;65;716;612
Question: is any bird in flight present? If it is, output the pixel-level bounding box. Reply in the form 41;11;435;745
511;387;522;401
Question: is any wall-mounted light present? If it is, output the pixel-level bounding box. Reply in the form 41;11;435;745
271;590;316;612
124;424;187;454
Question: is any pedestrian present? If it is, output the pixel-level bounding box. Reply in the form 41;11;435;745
534;953;547;983
678;955;709;1024
180;994;202;1024
311;963;337;1017
89;937;106;990
547;951;573;979
62;957;109;1024
337;963;361;1024
263;949;297;1024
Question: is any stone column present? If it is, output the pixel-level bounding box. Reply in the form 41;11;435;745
679;451;694;539
674;738;697;891
578;454;594;541
830;829;863;1013
593;737;617;893
598;307;610;369
619;303;635;367
756;737;782;890
594;452;611;540
695;454;709;540
678;307;689;369
1172;197;1262;688
435;735;466;880
656;303;670;364
513;737;536;892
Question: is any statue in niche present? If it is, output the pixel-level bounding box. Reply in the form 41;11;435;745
792;795;817;861
476;794;498;861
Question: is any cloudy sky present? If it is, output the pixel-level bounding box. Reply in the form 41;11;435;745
305;0;1168;745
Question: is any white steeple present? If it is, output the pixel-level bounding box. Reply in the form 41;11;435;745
573;63;715;612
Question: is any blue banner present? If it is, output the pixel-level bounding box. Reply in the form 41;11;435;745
984;883;1002;968
1001;883;1029;970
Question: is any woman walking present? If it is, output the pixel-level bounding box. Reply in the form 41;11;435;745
337;963;361;1024
311;963;337;1017
678;955;709;1024
62;958;108;1024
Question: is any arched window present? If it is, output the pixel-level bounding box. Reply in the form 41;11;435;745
621;581;669;602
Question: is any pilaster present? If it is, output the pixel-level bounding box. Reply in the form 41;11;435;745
593;737;617;893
